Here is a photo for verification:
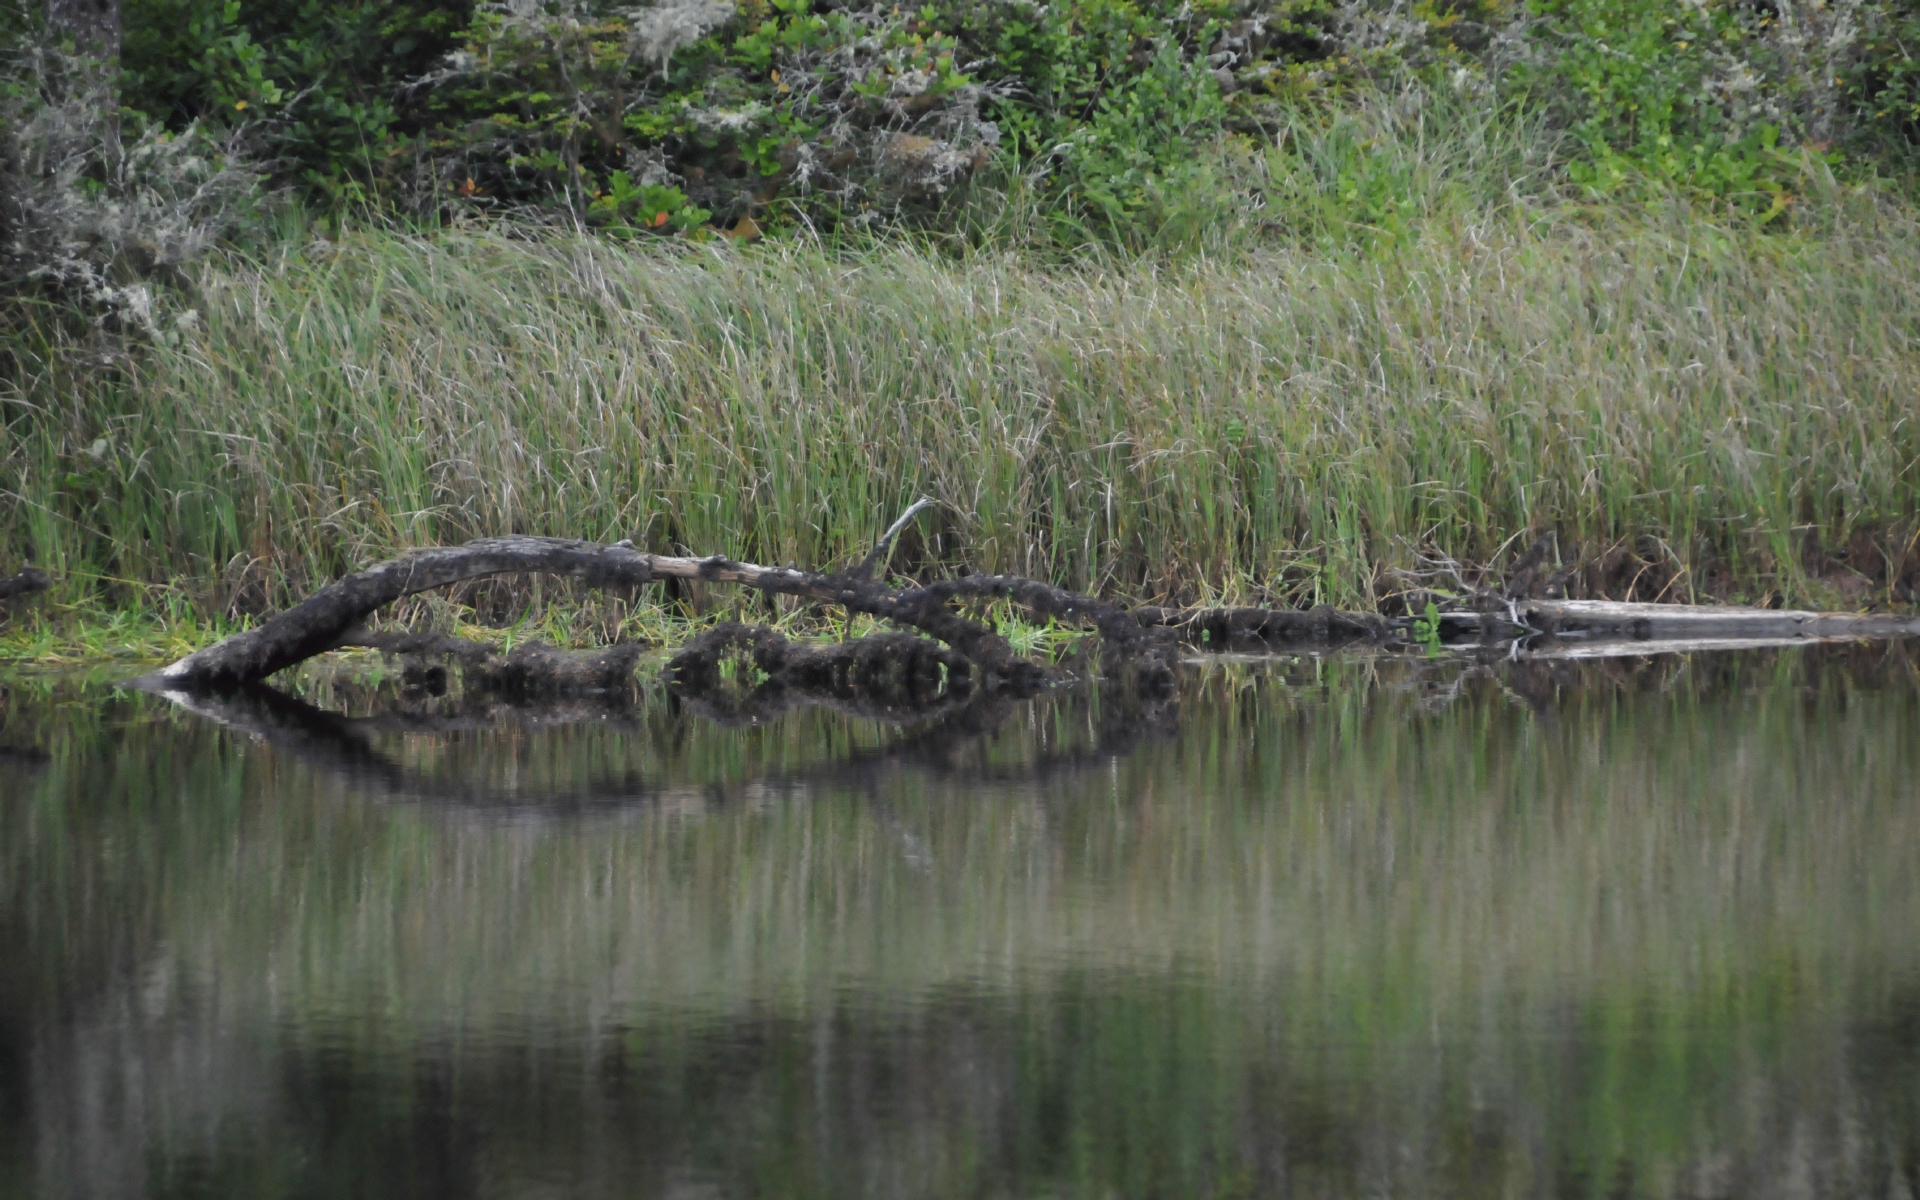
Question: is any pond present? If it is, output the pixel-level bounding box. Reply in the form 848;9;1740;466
2;644;1917;1199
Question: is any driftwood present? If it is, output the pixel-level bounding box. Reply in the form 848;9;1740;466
667;622;977;705
138;531;1180;694
143;538;656;689
127;519;1920;700
333;630;648;697
1394;532;1920;642
1515;598;1920;640
1415;598;1920;648
1132;604;1393;644
1512;633;1903;662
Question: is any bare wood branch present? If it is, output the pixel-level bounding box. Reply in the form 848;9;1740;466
134;536;1173;693
1514;633;1901;661
1518;599;1920;640
857;497;938;579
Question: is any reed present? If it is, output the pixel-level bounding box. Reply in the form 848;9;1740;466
4;124;1919;634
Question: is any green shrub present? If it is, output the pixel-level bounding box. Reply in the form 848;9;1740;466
78;0;1920;243
943;0;1253;241
418;0;1007;227
1508;0;1909;209
121;0;468;203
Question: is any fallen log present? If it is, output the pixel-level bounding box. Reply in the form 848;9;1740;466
335;630;647;697
1516;598;1920;640
1513;633;1899;661
126;525;1920;698
1133;603;1393;644
136;531;1180;693
667;621;976;704
141;537;657;689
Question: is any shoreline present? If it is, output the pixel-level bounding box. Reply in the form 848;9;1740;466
7;585;1918;672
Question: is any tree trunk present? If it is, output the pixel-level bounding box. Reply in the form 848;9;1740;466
127;531;1920;699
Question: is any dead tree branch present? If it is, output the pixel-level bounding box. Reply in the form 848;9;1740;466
125;518;1920;698
135;530;1179;693
143;538;657;689
856;496;937;579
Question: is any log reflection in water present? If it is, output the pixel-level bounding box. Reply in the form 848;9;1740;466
150;676;1180;811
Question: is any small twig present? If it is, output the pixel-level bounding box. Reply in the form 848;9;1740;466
1502;596;1538;635
1410;549;1478;595
857;496;938;580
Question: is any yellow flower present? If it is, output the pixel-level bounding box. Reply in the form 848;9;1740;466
234;100;249;111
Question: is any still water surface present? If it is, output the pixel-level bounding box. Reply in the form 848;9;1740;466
2;646;1918;1199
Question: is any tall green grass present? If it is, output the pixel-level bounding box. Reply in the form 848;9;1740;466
3;96;1917;622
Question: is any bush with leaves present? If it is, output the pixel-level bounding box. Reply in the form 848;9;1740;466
121;0;468;203
1841;1;1920;170
414;0;1480;238
418;0;1004;229
74;0;1920;244
942;0;1255;239
1505;0;1900;209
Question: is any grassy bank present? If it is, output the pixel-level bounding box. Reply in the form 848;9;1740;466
5;172;1920;657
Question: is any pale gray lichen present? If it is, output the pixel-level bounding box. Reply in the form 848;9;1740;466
1;31;261;331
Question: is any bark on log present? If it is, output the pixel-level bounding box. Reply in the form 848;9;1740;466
1513;633;1899;661
336;630;647;695
1132;604;1393;643
143;537;658;690
667;621;975;704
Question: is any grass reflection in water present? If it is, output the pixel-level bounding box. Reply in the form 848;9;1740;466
2;644;1917;1199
